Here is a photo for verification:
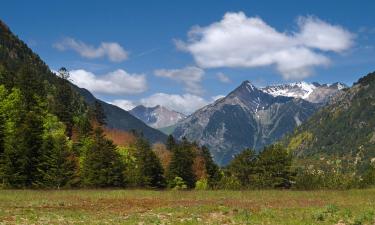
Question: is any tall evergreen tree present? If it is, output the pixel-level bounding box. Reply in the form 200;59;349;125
81;128;124;187
2;110;44;187
201;146;222;188
52;67;78;137
166;135;176;151
134;137;166;188
227;148;257;187
93;100;106;126
167;138;196;188
256;144;292;188
36;115;78;188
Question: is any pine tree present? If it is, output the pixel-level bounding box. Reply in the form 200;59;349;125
52;67;78;137
93;100;106;126
134;137;166;188
36;115;78;188
256;144;292;188
201;146;222;188
227;148;257;187
166;135;176;151
2;110;44;187
167;138;196;188
82;128;124;187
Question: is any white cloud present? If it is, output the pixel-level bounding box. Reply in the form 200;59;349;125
110;99;136;111
154;66;204;95
70;69;147;95
217;72;231;83
176;12;354;79
54;37;128;62
140;93;209;114
211;95;225;101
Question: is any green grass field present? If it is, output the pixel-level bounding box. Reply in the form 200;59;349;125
0;189;374;224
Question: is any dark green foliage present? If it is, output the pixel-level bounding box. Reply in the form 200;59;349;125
166;135;176;151
82;128;124;187
133;137;166;188
362;164;375;186
167;138;196;188
227;148;257;187
93;100;106;126
226;145;292;189
36;135;78;188
2;110;44;188
286;71;375;164
201;146;222;188
256;144;293;188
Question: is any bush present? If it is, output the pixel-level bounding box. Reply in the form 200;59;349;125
195;178;208;190
217;175;242;190
169;176;187;190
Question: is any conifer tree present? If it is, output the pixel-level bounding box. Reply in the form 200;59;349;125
166;135;176;151
227;148;257;187
256;144;292;188
81;128;124;187
201;146;222;188
93;100;106;126
167;138;196;188
36;115;78;188
134;137;166;188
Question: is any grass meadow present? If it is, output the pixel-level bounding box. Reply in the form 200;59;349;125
0;189;374;224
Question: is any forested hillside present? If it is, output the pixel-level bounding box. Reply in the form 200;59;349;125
0;20;223;189
286;71;375;162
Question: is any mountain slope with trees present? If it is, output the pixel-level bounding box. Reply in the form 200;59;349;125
286;71;375;164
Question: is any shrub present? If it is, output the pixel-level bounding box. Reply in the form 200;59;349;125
195;178;208;190
217;175;242;190
169;176;187;190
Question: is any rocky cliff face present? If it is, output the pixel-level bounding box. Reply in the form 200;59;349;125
173;81;319;165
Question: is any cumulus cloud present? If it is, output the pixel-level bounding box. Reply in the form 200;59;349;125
140;93;209;114
154;66;204;95
70;69;147;95
176;12;354;79
54;37;128;62
109;99;136;111
217;72;231;83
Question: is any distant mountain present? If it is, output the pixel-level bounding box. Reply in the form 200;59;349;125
285;71;375;163
129;105;186;129
173;81;319;165
261;81;348;103
74;88;167;143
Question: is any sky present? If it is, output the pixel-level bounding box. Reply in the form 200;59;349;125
1;0;375;114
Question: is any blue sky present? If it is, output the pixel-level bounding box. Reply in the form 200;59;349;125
1;0;375;114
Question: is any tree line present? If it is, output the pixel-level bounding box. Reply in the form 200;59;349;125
0;67;374;190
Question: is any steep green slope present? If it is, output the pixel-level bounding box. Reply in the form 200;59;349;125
0;20;166;143
75;87;167;143
286;71;375;162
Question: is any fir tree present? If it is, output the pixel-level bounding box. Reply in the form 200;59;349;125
256;144;292;188
227;148;257;187
166;135;176;151
93;100;106;126
134;137;166;188
167;138;196;188
36;115;78;188
201;146;222;188
82;128;124;187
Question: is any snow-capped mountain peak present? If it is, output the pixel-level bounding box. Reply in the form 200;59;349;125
261;81;347;103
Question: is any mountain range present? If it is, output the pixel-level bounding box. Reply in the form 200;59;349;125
129;105;186;129
173;81;345;165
